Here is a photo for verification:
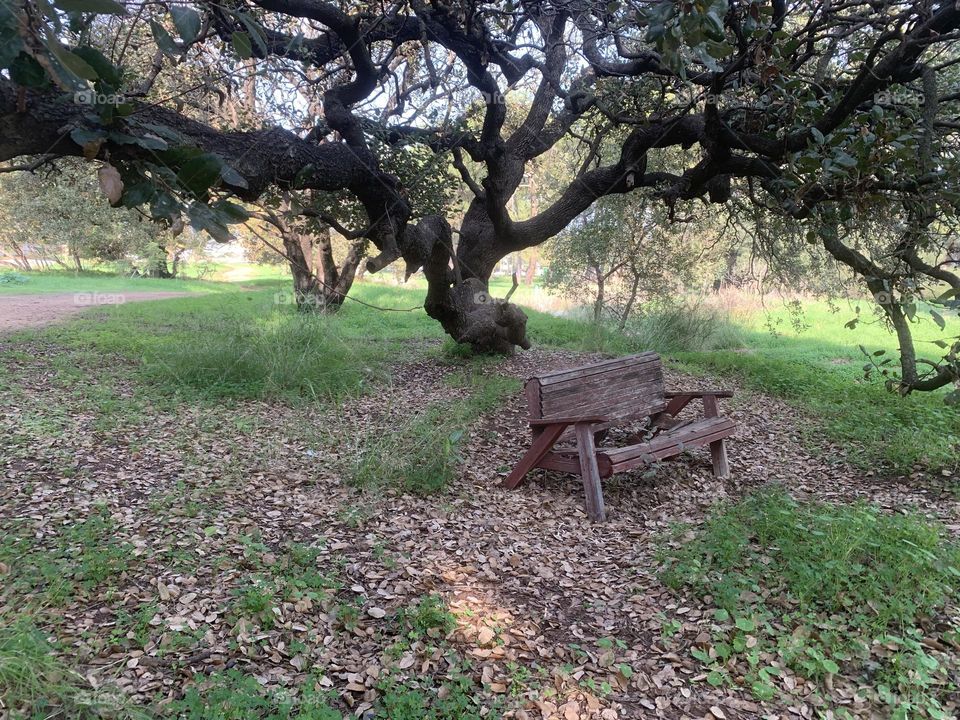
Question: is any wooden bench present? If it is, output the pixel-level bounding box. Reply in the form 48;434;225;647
504;353;735;521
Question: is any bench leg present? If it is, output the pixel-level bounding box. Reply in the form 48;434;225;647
575;422;606;521
503;423;567;490
710;438;729;478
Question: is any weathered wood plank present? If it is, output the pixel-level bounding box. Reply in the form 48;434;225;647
604;424;736;473
603;418;736;463
542;377;666;413
503;422;567;489
575;422;606;521
535;353;660;385
710;439;730;478
541;364;663;401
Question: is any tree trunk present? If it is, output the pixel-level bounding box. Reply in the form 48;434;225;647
618;264;642;332
70;240;83;272
715;247;739;290
593;264;605;323
281;224;365;311
282;229;324;311
8;238;31;270
419;207;530;354
524;250;538;285
170;248;184;278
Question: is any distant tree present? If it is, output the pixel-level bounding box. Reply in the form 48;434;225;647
0;162;179;274
545;194;701;329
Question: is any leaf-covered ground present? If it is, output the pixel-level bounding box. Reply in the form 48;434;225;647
2;338;958;719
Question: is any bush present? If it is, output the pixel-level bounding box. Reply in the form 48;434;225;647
625;300;744;353
142;312;384;402
0;269;28;285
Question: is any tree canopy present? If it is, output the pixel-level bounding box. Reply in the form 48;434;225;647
2;0;959;392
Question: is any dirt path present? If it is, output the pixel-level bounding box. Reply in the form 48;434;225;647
0;291;197;332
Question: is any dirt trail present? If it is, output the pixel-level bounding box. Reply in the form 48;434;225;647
0;292;196;332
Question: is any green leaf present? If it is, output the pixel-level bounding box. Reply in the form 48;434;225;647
122;182;157;207
293;163;316;188
69;127;107;145
931;309;946;331
131;121;189;145
188;202;234;242
810;127;825;144
691;647;711;663
171;6;201;44
821;658;840;674
734;617;755;632
0;3;24;68
72;46;122;86
46;38;99;81
236;12;268;54
107;130;168;150
212;199;250;223
177;153;223;197
231;31;252;59
9;52;48;87
150;191;179;219
834;151;858;168
157;146;204;166
219;163;248;189
150;19;178;55
55;0;127;14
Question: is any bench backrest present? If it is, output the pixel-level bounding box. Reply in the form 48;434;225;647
525;352;666;428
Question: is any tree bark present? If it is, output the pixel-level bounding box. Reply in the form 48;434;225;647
592;263;605;323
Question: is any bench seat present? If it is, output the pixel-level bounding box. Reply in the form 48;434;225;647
504;353;736;520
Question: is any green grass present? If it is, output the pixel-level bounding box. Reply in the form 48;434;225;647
659;487;960;717
0;268;233;295
673;298;960;471
10;278;632;406
0;622;146;719
169;669;339;719
349;367;521;495
0;504;131;606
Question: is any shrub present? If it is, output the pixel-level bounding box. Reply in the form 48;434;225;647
625;300;744;353
0;270;28;285
142;312;384;402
